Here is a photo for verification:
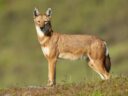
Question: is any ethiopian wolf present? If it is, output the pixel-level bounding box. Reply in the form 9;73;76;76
33;8;111;86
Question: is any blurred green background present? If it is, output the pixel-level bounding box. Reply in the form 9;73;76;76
0;0;128;88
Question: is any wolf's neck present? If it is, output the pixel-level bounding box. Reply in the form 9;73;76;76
35;25;53;46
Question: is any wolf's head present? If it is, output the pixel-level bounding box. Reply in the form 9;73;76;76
33;8;52;36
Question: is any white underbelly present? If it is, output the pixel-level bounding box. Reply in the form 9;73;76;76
59;52;86;60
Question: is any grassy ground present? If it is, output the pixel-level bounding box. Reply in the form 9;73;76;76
0;76;128;96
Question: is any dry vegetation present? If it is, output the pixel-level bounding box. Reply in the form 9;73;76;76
0;76;128;96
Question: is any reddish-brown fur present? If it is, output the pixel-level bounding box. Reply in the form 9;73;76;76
33;8;111;86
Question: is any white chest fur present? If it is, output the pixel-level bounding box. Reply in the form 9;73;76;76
35;25;44;37
41;46;50;56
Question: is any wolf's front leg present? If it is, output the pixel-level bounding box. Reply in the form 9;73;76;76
47;58;57;87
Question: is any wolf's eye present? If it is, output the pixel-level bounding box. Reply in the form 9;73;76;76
37;21;40;23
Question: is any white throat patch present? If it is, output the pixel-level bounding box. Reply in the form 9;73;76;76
35;25;44;37
41;46;50;56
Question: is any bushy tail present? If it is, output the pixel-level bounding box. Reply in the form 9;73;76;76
104;42;111;72
105;54;111;72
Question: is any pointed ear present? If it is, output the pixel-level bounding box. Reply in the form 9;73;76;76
45;8;52;17
33;8;40;17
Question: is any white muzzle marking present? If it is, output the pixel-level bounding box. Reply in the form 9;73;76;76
35;25;44;37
